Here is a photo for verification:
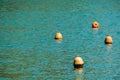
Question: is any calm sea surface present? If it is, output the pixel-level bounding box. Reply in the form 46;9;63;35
0;0;120;80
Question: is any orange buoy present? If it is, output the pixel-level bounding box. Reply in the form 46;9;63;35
105;35;113;44
55;32;62;40
73;56;84;68
92;21;99;28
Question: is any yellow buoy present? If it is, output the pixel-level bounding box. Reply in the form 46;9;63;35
73;56;84;68
55;32;62;40
105;35;113;44
92;21;99;28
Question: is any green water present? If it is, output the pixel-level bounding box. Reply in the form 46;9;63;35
0;0;120;80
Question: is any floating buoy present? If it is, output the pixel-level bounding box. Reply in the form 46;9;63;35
92;21;99;28
73;56;84;68
55;32;62;40
105;35;112;44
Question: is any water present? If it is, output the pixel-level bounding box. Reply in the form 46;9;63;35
0;0;120;80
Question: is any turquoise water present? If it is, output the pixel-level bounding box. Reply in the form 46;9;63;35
0;0;120;80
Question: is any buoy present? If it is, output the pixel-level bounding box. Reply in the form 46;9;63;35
55;32;62;40
92;21;99;28
105;35;112;44
73;56;84;68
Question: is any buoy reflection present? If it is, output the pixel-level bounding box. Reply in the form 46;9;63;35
74;68;84;80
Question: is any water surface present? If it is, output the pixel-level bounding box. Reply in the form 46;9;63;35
0;0;120;80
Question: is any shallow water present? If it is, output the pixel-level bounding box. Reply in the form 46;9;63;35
0;0;120;80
